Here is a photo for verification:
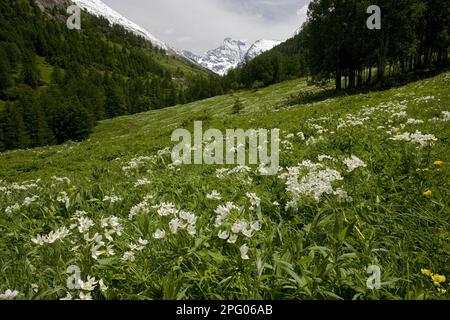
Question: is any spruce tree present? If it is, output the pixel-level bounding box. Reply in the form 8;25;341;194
21;52;40;89
0;47;12;94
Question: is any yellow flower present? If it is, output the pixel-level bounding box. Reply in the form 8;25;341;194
421;269;433;277
434;160;444;167
432;274;446;284
437;288;447;294
423;190;432;197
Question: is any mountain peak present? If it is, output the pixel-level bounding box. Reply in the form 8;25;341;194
181;38;282;76
72;0;168;50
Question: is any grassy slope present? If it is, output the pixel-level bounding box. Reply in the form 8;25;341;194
0;72;449;300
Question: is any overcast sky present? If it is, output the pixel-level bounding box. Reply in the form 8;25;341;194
103;0;311;54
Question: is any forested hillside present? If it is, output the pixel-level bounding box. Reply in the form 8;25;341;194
227;0;449;90
0;0;222;151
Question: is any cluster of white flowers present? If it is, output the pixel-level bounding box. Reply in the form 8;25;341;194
31;227;71;246
218;220;261;243
336;115;368;129
306;135;324;146
318;155;334;162
67;211;122;259
214;201;262;259
390;130;438;148
128;195;153;220
57;191;70;209
207;190;222;200
122;238;149;262
8;181;39;191
246;192;261;210
297;132;306;140
430;111;450;123
101;216;123;241
280;160;345;205
134;178;151;187
23;195;39;207
0;181;39;195
0;289;19;300
229;165;252;175
5;203;20;215
215;165;252;179
122;156;153;173
215;168;229;179
281;139;293;151
309;123;328;135
51;176;71;184
214;202;240;228
157;147;172;157
61;277;107;300
151;202;197;238
285;133;295;139
103;195;122;203
414;96;435;104
83;231;115;260
406;118;425;125
392;111;407;118
343;155;367;172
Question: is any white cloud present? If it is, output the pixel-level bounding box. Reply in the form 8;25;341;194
103;0;311;54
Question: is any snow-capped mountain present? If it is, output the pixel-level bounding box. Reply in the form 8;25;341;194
182;38;281;76
183;38;249;76
180;50;202;64
244;39;282;62
72;0;168;50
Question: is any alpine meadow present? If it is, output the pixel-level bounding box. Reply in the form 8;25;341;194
0;0;449;302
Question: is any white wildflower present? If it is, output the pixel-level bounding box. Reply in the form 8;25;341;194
227;234;238;244
78;276;97;291
122;251;136;262
343;155;367;172
218;230;229;240
103;195;122;203
57;191;70;209
23;195;39;207
390;130;438;148
153;229;166;240
318;155;334;162
207;190;222;200
0;289;19;300
99;279;108;292
152;202;178;217
60;292;72;300
138;238;149;246
5;203;20;214
240;244;250;260
246;192;261;210
78;292;92;300
134;178;151;187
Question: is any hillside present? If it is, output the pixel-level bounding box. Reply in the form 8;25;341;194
0;0;214;152
0;71;449;300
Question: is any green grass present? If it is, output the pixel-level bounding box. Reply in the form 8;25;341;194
0;72;449;300
154;53;210;78
36;56;54;84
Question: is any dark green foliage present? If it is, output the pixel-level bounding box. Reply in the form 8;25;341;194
21;52;39;89
223;36;308;90
0;0;219;151
303;0;450;90
225;0;449;91
50;96;92;143
0;46;12;94
232;97;242;114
